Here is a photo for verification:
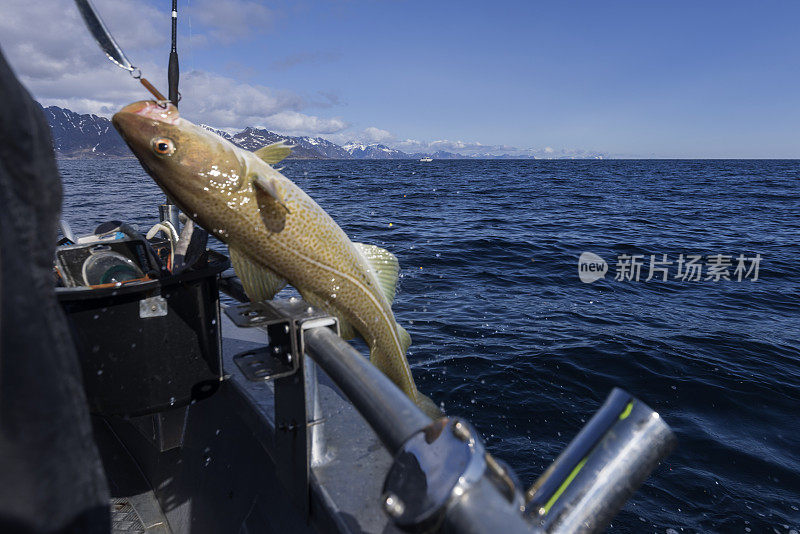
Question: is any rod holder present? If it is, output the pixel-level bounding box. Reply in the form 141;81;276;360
525;388;676;533
158;203;181;234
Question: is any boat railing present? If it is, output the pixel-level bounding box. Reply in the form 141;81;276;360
219;281;677;534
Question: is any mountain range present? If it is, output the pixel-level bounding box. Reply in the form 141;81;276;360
43;105;605;160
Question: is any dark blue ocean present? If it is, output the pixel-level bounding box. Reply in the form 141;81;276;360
59;159;800;533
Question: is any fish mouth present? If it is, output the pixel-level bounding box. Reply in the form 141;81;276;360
112;100;182;153
116;100;180;125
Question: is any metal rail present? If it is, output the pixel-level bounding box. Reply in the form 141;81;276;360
221;294;676;534
303;327;432;454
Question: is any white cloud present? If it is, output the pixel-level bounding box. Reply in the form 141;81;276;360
394;138;509;155
388;138;601;158
179;70;300;121
362;126;394;143
0;0;349;136
259;111;349;135
0;0;603;154
0;0;167;81
176;71;348;134
0;0;173;114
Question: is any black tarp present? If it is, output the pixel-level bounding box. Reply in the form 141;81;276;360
0;47;110;533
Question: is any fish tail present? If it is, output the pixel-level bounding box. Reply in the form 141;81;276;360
415;392;443;419
369;330;417;400
370;323;443;418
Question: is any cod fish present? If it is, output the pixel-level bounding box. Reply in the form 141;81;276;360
112;100;438;417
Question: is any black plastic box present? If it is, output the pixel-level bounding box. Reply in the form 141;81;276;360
57;253;230;416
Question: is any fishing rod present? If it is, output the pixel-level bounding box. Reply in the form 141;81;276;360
74;0;181;230
169;0;180;106
163;0;181;229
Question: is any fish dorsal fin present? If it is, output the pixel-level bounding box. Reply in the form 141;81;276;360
254;140;292;165
229;246;287;302
353;242;400;303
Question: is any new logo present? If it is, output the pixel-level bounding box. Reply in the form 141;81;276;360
578;252;608;283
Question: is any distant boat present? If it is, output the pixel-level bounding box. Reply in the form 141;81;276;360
419;157;433;162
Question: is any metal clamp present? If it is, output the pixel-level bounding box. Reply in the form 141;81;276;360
225;298;338;382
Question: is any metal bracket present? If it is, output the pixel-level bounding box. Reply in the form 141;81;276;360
224;298;339;382
224;298;339;518
139;295;167;318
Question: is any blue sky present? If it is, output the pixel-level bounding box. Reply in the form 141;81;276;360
3;0;799;157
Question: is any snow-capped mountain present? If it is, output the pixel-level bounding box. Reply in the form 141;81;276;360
42;105;608;160
409;150;461;160
231;127;335;159
295;136;352;159
342;142;410;159
199;124;233;141
43;106;129;157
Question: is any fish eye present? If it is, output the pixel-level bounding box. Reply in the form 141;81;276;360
152;137;175;156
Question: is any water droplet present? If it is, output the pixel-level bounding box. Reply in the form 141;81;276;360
97;369;103;376
169;397;176;406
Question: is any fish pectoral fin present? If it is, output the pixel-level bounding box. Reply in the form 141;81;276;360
253;174;291;214
254;140;292;165
353;242;400;303
299;290;358;340
229;246;287;302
